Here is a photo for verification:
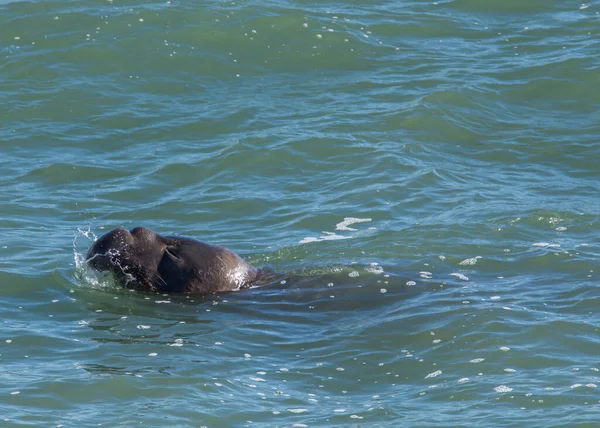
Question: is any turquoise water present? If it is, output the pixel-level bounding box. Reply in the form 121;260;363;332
2;0;600;425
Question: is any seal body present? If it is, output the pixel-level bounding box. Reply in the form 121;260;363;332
86;227;260;293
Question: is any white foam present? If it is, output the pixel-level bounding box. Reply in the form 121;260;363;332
425;370;442;379
365;262;384;275
335;217;372;231
169;339;184;347
300;217;372;244
299;234;347;244
459;257;481;266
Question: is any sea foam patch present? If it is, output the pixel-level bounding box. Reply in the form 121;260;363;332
300;217;372;244
335;217;372;231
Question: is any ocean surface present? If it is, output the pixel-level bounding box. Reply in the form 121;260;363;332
1;0;600;426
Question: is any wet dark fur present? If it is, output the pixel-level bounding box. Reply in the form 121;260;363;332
86;227;261;293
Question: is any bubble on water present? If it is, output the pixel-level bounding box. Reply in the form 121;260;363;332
366;262;384;274
494;385;512;393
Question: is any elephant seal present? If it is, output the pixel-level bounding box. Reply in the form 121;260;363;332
86;227;261;293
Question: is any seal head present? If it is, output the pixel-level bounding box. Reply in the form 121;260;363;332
86;227;259;293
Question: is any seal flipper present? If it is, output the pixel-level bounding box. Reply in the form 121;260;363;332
155;244;192;293
164;245;181;261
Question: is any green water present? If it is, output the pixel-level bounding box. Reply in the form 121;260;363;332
1;0;600;426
